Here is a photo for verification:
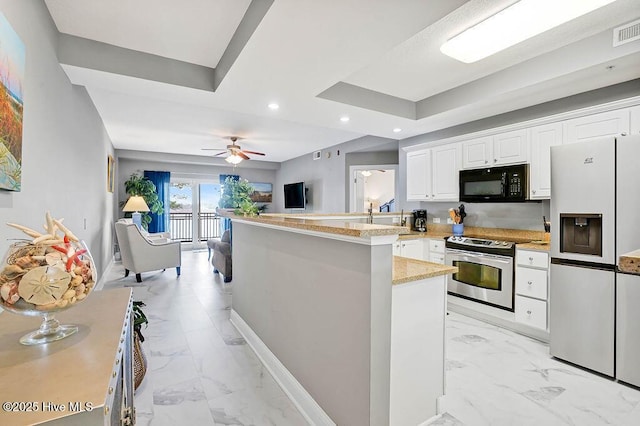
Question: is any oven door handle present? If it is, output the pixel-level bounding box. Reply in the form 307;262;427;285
446;249;513;263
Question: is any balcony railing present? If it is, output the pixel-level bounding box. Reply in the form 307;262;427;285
169;212;221;242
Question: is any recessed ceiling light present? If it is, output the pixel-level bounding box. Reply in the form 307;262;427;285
440;0;616;63
393;128;402;133
340;116;350;123
268;103;279;110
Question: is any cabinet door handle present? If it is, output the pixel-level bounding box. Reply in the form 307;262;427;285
532;190;536;194
494;159;497;163
485;160;488;164
527;281;532;285
527;310;532;315
529;257;534;261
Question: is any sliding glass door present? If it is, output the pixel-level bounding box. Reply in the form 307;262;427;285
169;178;221;247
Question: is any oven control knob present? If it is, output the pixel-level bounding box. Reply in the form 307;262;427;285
494;241;500;245
502;241;508;246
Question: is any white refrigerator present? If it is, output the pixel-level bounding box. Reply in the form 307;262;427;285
550;134;640;380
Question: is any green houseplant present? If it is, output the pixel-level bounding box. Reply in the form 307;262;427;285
121;173;164;230
132;301;148;390
218;177;259;216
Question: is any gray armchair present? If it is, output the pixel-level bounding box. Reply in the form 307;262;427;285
115;222;181;282
211;230;232;282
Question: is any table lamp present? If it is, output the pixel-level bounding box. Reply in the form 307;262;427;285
123;196;150;229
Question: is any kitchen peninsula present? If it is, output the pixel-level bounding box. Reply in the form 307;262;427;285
228;214;456;426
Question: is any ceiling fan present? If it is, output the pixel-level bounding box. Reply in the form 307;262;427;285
202;136;265;164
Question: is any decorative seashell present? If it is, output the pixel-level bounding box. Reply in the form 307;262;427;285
56;299;68;308
1;282;19;304
17;266;71;306
45;252;62;265
76;293;86;301
2;264;25;280
15;256;41;270
62;289;75;300
71;275;83;287
75;283;85;296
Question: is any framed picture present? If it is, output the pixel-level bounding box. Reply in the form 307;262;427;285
0;13;25;192
250;182;272;203
107;155;115;193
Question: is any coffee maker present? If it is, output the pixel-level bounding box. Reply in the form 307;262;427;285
412;209;427;232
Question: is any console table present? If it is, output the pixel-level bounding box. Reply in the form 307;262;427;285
0;288;134;426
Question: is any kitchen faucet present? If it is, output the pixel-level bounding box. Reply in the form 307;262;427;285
367;203;373;224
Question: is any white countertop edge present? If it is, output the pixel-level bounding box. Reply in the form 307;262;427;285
232;218;399;246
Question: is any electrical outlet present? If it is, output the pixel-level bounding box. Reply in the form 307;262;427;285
447;218;453;224
433;217;440;224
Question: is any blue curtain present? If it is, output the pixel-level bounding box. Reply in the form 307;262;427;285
219;174;239;234
144;171;170;233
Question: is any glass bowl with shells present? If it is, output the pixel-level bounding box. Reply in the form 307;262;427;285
1;212;96;345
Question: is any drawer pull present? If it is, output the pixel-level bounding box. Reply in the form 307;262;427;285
527;281;533;285
527;310;532;315
529;257;534;261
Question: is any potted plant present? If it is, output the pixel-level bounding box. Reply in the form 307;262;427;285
218;177;259;216
132;301;148;390
121;173;164;230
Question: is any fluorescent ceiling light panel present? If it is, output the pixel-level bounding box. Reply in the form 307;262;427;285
440;0;617;63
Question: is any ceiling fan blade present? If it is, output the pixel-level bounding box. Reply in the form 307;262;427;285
213;152;227;157
237;151;250;160
377;169;387;172
242;150;265;156
202;148;226;151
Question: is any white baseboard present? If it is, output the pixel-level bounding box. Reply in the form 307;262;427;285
94;257;115;291
230;310;335;426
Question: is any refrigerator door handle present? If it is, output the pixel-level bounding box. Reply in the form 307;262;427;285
551;257;616;271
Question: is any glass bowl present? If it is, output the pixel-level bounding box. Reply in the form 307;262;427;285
0;240;97;345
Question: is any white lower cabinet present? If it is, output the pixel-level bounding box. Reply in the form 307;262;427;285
394;239;425;261
515;296;547;330
428;238;445;264
515;249;549;330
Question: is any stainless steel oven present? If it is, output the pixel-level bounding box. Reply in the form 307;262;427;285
445;237;515;311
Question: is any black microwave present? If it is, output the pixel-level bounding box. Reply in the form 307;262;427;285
459;164;529;203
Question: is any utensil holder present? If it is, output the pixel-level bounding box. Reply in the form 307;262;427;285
452;223;464;236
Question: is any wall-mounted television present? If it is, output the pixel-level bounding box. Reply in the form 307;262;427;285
284;182;306;209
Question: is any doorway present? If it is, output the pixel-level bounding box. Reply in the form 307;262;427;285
349;165;397;213
169;178;221;248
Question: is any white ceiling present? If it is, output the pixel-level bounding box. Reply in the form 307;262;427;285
44;0;640;164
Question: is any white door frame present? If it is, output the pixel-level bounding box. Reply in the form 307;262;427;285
348;164;398;213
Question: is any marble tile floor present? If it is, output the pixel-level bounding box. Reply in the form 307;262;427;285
432;313;640;426
101;249;308;426
102;250;640;426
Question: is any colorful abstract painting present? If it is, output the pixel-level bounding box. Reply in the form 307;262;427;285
0;13;24;191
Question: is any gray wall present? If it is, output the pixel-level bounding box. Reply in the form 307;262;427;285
232;221;392;425
274;136;398;213
116;152;278;218
0;1;115;274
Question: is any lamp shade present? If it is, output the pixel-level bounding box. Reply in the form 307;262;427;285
122;196;150;212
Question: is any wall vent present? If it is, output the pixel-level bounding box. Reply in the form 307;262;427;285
312;150;321;160
613;19;640;47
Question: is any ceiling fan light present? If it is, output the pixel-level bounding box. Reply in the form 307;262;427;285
440;0;616;63
225;154;243;165
361;170;372;177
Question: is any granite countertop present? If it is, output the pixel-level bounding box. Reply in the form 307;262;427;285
516;241;551;252
392;256;457;285
231;215;410;238
619;249;640;274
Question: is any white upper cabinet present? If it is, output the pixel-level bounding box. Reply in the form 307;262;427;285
529;123;562;200
630;105;640;135
406;143;460;202
461;136;492;169
493;129;528;165
462;131;528;169
564;109;630;144
431;144;461;201
406;149;432;201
